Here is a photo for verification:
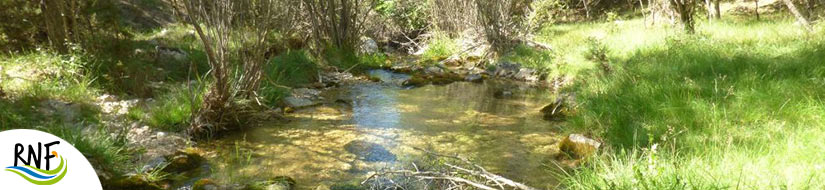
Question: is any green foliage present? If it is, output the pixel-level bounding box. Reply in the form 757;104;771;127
85;24;209;97
132;84;204;132
0;51;130;176
265;50;318;87
376;0;430;32
526;0;562;31
46;125;131;174
359;52;390;68
560;17;825;189
0;0;41;51
421;35;459;61
259;50;317;106
323;46;388;71
501;44;555;72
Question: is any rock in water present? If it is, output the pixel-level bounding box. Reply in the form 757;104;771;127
162;150;205;173
493;90;513;99
540;97;568;121
283;88;323;109
559;134;601;159
263;176;296;190
283;97;317;108
344;140;396;162
515;68;540;82
193;178;218;190
465;73;483;83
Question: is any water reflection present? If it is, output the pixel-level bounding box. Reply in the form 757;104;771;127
200;74;563;189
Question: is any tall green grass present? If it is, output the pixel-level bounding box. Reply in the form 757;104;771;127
1;51;131;176
554;17;825;189
421;34;460;61
128;84;204;132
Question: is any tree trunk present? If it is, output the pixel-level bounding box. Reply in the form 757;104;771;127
806;0;814;19
640;0;648;26
40;0;69;53
705;0;713;21
755;0;760;21
714;0;721;19
670;0;697;33
782;0;812;30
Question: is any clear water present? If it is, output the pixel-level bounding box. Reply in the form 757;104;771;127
198;70;563;189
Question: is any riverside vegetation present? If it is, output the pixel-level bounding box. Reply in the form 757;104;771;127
1;0;824;189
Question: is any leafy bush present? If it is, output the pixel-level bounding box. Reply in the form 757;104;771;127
421;35;459;61
376;0;430;33
133;84;204;132
259;50;317;106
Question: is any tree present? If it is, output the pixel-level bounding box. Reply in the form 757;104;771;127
755;0;760;21
39;0;72;53
670;0;697;33
782;0;812;30
476;0;532;53
302;0;374;66
178;0;279;138
705;0;713;21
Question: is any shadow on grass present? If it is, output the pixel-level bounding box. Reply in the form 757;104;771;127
569;34;825;149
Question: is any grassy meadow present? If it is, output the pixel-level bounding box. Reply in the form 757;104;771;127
539;14;825;189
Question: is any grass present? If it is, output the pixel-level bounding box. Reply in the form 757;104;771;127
545;14;825;190
420;34;460;61
500;44;555;73
128;83;204;132
0;50;131;177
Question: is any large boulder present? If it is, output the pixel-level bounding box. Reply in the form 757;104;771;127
344;140;396;162
359;37;379;54
559;134;601;159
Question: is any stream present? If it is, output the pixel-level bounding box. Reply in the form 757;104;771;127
197;70;564;189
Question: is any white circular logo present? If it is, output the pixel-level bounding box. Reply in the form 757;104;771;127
0;129;102;189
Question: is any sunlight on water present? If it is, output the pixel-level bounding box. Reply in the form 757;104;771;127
200;71;564;189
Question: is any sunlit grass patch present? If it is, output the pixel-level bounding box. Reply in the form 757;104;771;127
420;34;460;61
560;16;825;189
129;83;204;132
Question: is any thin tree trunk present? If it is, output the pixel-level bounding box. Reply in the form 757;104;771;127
40;0;69;53
806;0;814;19
705;0;713;21
755;0;760;21
782;0;812;30
714;0;721;19
670;0;696;33
640;0;648;26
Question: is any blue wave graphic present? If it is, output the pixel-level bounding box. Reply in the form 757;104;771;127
4;166;57;180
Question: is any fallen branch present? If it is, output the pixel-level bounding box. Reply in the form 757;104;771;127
362;147;539;190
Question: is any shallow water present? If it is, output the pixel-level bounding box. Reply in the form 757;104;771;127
198;70;564;189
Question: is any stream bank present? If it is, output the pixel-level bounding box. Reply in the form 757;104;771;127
188;70;571;189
